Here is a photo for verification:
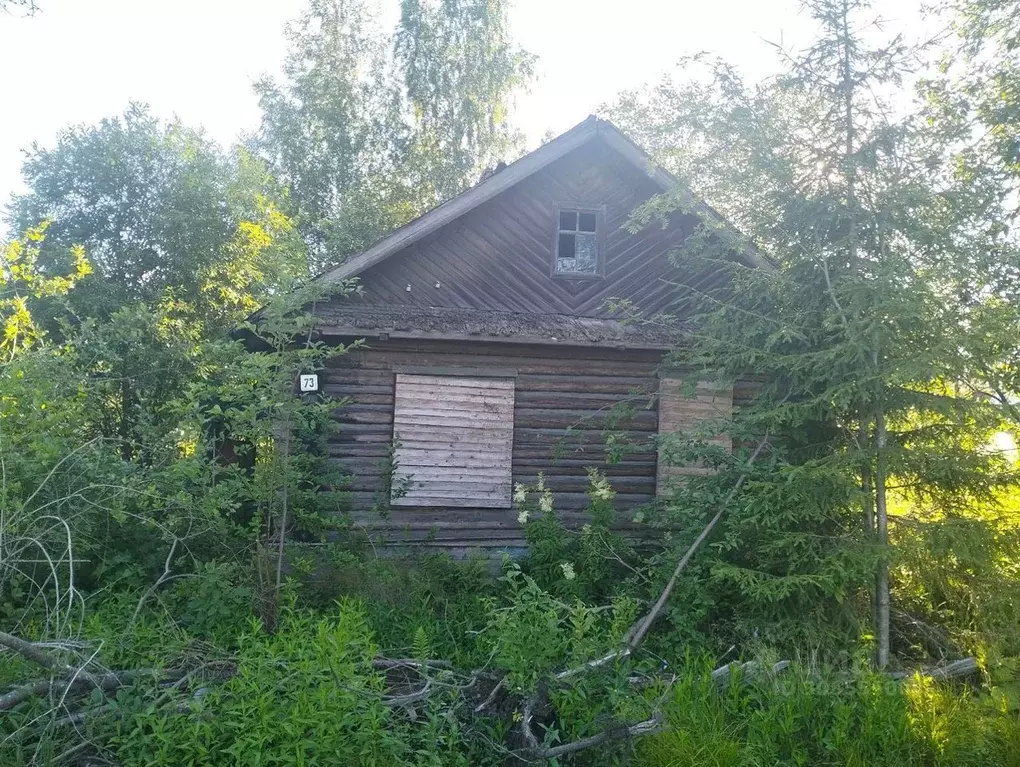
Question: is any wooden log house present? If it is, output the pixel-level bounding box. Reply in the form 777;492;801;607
304;116;767;555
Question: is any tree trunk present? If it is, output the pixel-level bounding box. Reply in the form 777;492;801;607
874;405;890;669
860;420;878;640
275;428;290;599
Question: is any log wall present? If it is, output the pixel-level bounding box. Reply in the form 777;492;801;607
325;338;663;552
324;338;762;554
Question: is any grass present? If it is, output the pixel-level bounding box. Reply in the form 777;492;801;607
636;661;1020;767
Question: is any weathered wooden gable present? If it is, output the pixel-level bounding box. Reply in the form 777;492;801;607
351;139;701;320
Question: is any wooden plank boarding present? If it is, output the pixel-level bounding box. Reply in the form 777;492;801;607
392;374;515;508
656;377;733;497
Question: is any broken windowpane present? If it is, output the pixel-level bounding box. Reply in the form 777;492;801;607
556;208;599;275
558;232;576;258
575;233;597;271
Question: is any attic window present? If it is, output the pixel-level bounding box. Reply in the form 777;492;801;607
555;208;602;276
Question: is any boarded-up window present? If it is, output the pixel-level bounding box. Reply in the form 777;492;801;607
391;374;514;508
656;377;733;496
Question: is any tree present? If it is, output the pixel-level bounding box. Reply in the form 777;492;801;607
0;0;38;16
4;105;310;462
7;103;306;330
395;0;535;203
918;0;1020;428
253;0;405;272
253;0;533;273
608;0;1015;666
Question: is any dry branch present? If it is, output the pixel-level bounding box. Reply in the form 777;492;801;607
533;715;663;760
623;433;771;652
130;537;183;626
383;681;432;707
0;630;69;671
372;657;453;671
888;656;979;682
473;676;505;714
0;630;233;713
712;660;792;688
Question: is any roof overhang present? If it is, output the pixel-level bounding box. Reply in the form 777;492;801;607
314;304;681;350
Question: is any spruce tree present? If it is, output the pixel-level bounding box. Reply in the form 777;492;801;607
609;0;1014;663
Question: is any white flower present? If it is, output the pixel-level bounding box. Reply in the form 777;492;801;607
588;469;613;500
536;473;546;492
513;483;527;505
539;491;554;514
560;562;576;581
517;509;530;525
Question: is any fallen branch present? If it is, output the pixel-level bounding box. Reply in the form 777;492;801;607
473;676;505;714
545;432;774;695
0;652;235;713
623;434;772;652
514;433;774;759
520;694;541;751
130;537;184;626
712;659;791;688
0;630;68;671
384;681;432;707
888;656;979;682
372;657;453;671
0;666;179;712
707;656;979;687
531;714;664;760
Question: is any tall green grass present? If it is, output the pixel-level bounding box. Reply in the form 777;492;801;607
637;661;1020;767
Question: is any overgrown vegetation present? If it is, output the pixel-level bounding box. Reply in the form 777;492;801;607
2;0;1020;763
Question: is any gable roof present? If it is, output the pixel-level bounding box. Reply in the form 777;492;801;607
321;116;768;283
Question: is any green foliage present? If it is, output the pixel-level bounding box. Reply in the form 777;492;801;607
893;488;1020;684
165;561;254;646
114;603;413;766
0;221;90;359
516;470;639;603
253;0;533;271
638;660;1020;767
607;0;1020;666
8;103;306;328
5;2;1020;764
395;0;535;203
640;452;874;657
0;272;358;647
291;549;495;669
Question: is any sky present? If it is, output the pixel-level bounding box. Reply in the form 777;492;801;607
0;0;930;219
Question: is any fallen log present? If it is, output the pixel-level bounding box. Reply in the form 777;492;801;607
888;656;980;682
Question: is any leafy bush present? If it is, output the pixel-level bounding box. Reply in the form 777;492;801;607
518;470;640;604
114;602;455;766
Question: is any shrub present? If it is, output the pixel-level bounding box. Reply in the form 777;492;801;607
114;601;442;766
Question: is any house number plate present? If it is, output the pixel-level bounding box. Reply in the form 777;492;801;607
299;374;319;393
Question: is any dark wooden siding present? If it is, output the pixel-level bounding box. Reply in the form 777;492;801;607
325;339;663;552
348;139;712;321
